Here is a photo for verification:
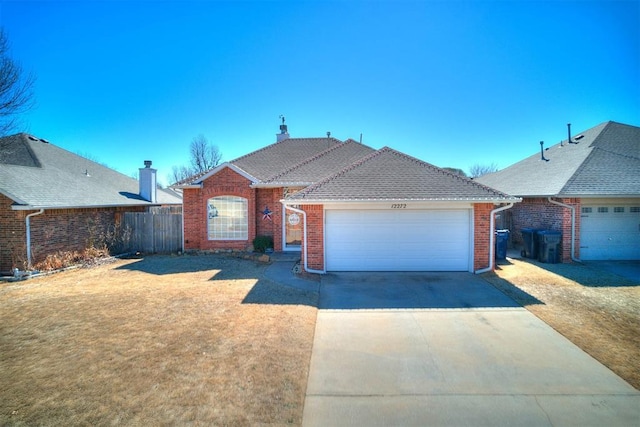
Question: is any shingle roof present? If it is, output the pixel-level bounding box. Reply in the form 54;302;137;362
285;147;519;202
0;133;182;209
261;140;375;186
476;121;640;197
232;137;343;181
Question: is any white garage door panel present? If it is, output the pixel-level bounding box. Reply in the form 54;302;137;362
326;209;470;271
581;205;640;260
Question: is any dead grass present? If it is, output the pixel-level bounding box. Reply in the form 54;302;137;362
0;255;318;426
483;258;640;390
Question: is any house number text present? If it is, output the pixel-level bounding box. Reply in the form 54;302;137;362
391;204;407;209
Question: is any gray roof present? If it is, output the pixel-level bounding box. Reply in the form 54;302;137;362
0;133;182;209
262;140;375;185
232;137;344;182
285;147;519;202
476;121;640;197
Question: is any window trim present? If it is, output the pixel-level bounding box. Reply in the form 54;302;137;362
207;196;249;241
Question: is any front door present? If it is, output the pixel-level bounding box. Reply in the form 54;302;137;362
284;208;302;251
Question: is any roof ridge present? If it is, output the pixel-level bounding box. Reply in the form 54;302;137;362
230;136;343;164
290;147;386;196
263;140;369;182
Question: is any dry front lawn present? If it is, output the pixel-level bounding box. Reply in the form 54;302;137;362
1;255;318;426
483;258;640;390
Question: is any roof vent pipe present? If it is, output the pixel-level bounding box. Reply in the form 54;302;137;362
540;141;549;162
567;123;572;144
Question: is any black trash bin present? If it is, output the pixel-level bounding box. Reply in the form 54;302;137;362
520;228;541;258
537;230;562;263
495;229;510;260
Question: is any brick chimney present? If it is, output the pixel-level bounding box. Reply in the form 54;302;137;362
139;160;157;203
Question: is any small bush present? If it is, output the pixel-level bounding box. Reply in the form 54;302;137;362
252;235;274;253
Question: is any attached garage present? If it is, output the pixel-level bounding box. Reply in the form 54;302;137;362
282;147;519;273
325;208;472;272
580;201;640;260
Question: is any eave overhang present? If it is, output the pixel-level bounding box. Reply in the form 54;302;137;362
281;197;522;205
10;202;178;211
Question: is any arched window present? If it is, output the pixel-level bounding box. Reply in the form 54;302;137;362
207;196;248;240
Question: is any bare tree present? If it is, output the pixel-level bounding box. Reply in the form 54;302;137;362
190;134;222;173
168;135;222;185
169;164;193;184
468;162;499;178
0;29;35;136
442;167;467;177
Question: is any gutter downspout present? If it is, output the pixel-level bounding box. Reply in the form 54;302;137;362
283;204;325;274
25;209;45;269
475;203;514;274
547;197;581;263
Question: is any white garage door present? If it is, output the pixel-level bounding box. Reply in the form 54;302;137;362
580;204;640;260
325;209;471;271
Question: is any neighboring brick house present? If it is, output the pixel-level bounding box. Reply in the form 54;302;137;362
0;133;182;273
477;121;640;262
177;124;519;273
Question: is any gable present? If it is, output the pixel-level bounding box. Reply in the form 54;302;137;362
199;163;254;191
185;162;258;187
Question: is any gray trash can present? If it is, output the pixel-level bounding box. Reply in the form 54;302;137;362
495;229;510;260
537;230;562;263
520;228;540;258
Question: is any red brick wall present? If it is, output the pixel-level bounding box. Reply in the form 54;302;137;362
474;203;493;271
301;205;324;272
511;197;580;262
0;194;144;273
256;188;283;251
0;194;26;273
183;167;256;252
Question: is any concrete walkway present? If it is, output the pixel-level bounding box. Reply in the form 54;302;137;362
302;272;640;426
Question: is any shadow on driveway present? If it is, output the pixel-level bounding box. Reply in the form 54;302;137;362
518;258;640;288
320;272;531;310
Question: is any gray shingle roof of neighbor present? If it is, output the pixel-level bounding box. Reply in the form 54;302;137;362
284;147;520;202
0;133;182;209
476;121;640;197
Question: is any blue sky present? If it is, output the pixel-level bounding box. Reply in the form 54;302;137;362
2;0;638;185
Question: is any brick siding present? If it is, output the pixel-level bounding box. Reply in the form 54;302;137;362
0;194;26;273
183;167;256;252
0;192;145;273
301;204;324;271
256;187;283;251
294;203;495;273
511;197;580;262
474;203;493;271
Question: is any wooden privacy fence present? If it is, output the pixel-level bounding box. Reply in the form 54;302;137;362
122;211;182;254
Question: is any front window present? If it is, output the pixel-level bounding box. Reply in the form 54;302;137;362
207;196;248;240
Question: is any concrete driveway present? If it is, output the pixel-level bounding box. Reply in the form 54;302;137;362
303;272;640;426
